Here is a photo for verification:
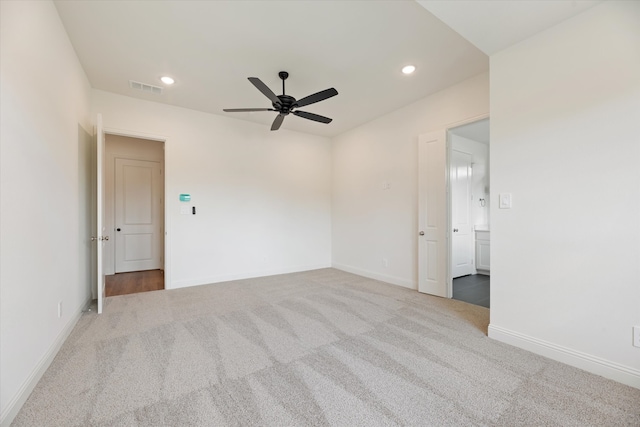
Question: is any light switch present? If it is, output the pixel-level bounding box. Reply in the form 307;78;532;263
499;193;512;209
180;205;190;215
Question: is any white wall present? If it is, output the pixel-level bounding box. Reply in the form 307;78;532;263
489;1;640;387
451;134;490;229
92;90;332;289
332;73;489;288
0;1;92;424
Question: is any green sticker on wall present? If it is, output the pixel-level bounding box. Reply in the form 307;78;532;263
179;194;191;202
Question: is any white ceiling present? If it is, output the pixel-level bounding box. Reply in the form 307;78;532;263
417;0;603;55
54;1;489;137
54;1;602;137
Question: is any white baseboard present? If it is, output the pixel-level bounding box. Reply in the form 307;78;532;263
0;299;91;427
488;324;640;389
332;263;417;290
169;263;332;289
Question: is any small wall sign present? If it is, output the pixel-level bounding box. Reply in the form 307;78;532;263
179;194;191;202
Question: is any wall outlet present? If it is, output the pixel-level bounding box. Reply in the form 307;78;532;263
57;301;62;318
633;326;640;348
382;258;389;268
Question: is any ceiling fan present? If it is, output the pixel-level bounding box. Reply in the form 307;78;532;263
223;71;338;131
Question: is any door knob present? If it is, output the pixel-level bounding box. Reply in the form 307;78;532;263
419;231;425;236
453;228;459;232
116;228;121;232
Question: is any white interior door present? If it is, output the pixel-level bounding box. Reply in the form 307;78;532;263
451;149;474;278
418;130;448;297
95;114;106;314
114;158;162;273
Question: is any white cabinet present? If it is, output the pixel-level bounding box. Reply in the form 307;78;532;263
475;230;490;274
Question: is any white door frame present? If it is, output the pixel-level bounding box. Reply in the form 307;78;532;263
102;126;171;289
96;115;106;313
445;114;489;298
418;113;488;298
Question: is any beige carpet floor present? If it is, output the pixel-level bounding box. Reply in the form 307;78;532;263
12;268;640;426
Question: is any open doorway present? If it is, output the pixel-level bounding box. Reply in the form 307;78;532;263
448;118;490;308
103;134;165;297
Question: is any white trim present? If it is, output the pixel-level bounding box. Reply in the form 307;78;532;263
488;324;640;389
100;126;171;290
442;113;490;134
332;263;416;290
445;134;452;297
0;299;90;427
170;264;332;289
103;126;166;142
444;113;489;299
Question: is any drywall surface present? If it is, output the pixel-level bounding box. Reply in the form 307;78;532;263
489;0;640;386
92;90;332;289
0;0;92;423
331;73;489;288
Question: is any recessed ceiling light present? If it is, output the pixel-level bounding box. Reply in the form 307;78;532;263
160;76;175;85
402;65;416;75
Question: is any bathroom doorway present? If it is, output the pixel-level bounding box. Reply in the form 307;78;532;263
448;118;490;307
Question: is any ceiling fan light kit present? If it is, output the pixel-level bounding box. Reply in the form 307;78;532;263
223;71;338;131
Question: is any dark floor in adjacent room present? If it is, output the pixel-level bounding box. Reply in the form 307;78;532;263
453;274;490;308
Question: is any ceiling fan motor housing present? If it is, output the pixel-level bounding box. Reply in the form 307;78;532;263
274;95;296;114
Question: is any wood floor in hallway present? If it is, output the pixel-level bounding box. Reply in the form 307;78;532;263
105;269;164;297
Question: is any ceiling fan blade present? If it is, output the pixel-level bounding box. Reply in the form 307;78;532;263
293;110;332;124
271;114;285;131
294;88;338;108
248;77;281;105
223;108;274;112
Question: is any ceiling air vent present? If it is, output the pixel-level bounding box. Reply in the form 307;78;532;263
129;80;162;95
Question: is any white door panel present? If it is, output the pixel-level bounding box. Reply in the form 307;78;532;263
115;158;161;272
124;234;153;260
96;114;106;314
451;149;474;278
418;130;448;297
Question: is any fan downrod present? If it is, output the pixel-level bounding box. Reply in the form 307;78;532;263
278;71;289;97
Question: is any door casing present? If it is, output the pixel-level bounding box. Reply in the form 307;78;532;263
101;127;169;296
418;113;489;298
